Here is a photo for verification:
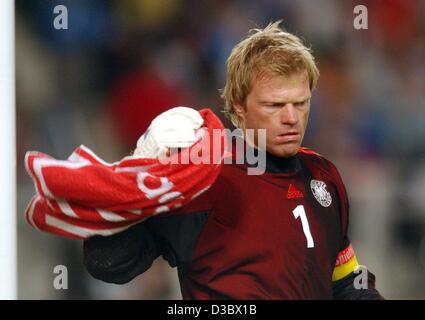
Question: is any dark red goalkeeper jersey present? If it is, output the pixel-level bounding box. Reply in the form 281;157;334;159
83;142;383;300
174;147;348;299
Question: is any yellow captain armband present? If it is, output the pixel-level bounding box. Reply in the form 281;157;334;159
332;243;360;281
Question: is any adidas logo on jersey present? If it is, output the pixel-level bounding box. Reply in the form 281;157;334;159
286;183;304;199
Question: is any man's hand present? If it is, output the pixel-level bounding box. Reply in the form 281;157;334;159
133;106;204;158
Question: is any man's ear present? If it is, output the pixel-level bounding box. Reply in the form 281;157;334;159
233;103;245;120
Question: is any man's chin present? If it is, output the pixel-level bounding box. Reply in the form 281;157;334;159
267;145;299;158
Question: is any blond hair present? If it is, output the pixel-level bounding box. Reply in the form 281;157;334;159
221;21;320;128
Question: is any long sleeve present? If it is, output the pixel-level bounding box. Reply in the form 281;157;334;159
332;268;384;300
331;239;384;300
83;222;160;284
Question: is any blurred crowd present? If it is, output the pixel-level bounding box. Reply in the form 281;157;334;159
16;0;425;299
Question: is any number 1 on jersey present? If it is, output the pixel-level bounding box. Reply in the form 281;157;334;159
293;205;315;248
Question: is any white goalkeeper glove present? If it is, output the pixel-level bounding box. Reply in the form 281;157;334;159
133;106;204;158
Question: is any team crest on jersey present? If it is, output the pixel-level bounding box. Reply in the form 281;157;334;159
310;180;332;207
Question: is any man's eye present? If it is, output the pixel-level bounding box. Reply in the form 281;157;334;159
294;101;307;107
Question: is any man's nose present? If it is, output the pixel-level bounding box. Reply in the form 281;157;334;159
280;104;298;125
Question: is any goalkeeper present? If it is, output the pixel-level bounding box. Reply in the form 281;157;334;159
83;21;383;300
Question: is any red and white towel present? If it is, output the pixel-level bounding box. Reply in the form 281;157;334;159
24;108;225;239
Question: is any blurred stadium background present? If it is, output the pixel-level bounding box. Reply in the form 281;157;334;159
16;0;424;299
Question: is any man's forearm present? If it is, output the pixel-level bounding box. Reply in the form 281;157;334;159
83;222;160;284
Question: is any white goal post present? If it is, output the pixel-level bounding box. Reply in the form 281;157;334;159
0;0;17;300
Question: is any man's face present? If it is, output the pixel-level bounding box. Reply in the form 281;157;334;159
234;71;311;158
